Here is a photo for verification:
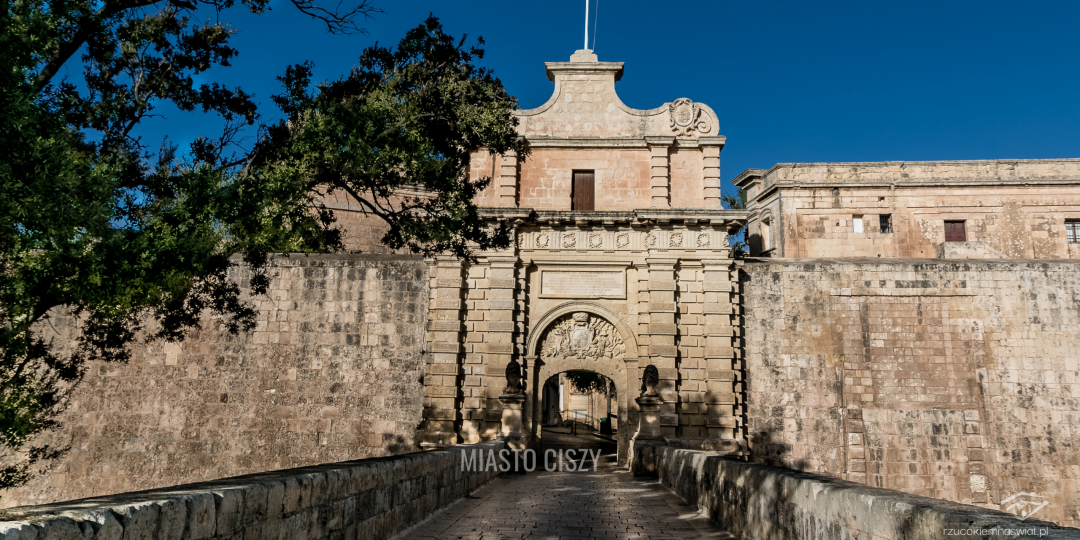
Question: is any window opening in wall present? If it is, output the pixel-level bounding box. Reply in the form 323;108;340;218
852;215;864;233
761;219;771;252
1067;219;1080;244
880;214;892;234
944;220;966;242
572;170;595;211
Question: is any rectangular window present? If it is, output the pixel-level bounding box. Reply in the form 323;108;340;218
879;214;892;234
1067;220;1080;244
944;220;966;242
571;170;595;211
852;215;864;233
761;220;771;252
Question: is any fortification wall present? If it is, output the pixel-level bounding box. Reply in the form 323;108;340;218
1;254;430;508
741;258;1080;526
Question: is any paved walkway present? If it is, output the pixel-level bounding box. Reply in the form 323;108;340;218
402;430;734;540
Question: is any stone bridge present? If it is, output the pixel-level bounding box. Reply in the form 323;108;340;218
3;427;1078;540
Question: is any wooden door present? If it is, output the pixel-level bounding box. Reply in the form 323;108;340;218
572;171;594;211
944;221;966;242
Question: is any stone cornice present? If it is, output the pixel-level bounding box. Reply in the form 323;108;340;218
523;136;726;149
479;208;747;229
544;61;625;82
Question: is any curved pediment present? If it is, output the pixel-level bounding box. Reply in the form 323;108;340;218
515;50;721;141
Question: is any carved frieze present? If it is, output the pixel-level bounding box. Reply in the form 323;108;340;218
517;229;727;252
540;312;625;362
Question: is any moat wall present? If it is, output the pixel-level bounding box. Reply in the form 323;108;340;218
2;254;430;508
742;258;1080;527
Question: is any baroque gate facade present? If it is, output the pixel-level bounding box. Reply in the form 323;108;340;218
418;50;748;463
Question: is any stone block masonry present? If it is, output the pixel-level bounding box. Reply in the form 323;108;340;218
0;441;504;540
2;254;430;508
742;258;1080;527
659;447;1080;540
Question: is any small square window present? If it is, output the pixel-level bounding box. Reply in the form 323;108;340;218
879;214;892;234
945;220;966;242
852;215;864;233
1067;220;1080;244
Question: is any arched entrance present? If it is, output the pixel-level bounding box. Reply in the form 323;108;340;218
524;302;640;465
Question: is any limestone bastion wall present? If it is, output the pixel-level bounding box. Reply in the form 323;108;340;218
1;254;429;509
741;258;1080;527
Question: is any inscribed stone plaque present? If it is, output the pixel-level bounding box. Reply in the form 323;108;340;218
540;270;624;298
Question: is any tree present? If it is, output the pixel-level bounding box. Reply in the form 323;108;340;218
254;17;527;259
565;371;614;398
722;187;748;257
1;0;521;492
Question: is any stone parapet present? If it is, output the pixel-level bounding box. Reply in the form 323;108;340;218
658;447;1080;540
0;441;505;540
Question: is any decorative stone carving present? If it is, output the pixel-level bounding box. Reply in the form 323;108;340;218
536;233;550;248
616;233;630;248
589;233;603;248
646;233;657;247
669;232;683;248
697;233;710;247
562;234;576;249
540;312;625;361
504;359;525;395
669;98;712;136
641;364;660;397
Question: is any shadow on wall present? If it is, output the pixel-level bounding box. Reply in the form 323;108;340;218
385;434;412;455
749;428;811;472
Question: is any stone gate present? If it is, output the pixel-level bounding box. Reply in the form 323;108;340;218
416;49;747;462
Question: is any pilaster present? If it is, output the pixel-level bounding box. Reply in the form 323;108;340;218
497;152;519;207
645;257;679;437
702;260;740;442
701;140;723;208
420;259;467;447
480;256;520;439
646;137;674;208
676;261;707;439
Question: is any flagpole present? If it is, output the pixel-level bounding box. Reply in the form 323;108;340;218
584;0;589;50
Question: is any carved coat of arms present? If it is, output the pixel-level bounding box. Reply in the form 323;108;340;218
540;312;625;361
669;98;711;136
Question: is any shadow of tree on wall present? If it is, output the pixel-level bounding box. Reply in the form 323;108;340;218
749;427;811;472
384;434;412;455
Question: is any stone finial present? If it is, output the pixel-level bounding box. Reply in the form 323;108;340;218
641;365;660;397
569;49;598;63
504;359;525;395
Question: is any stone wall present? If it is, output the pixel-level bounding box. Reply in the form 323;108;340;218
1;254;430;508
658;447;1080;540
741;258;1080;526
0;441;504;540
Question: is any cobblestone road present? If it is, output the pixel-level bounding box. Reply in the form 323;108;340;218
402;430;734;540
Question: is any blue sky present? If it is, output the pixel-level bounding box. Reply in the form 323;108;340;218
96;0;1080;196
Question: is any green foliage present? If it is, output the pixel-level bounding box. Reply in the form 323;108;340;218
722;187;748;257
255;16;528;259
564;371;615;397
721;187;747;211
1;0;518;493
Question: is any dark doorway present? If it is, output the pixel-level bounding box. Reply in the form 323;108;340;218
944;220;966;242
572;170;595;211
